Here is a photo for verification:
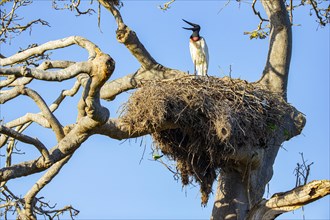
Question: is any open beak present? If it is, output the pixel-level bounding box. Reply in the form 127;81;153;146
182;19;199;30
182;27;194;30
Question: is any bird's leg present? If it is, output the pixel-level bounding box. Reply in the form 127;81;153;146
194;62;197;79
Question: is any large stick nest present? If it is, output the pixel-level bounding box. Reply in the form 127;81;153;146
121;76;291;204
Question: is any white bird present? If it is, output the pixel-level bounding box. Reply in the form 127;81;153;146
183;19;209;77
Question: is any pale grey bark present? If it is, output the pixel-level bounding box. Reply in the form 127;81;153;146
0;125;51;165
100;67;185;101
211;170;249;220
0;36;98;66
247;180;330;220
0;62;91;82
94;118;178;140
211;106;306;220
0;35;115;219
21;88;65;141
24;155;72;220
258;0;292;100
0;81;80;148
98;0;157;69
211;0;306;219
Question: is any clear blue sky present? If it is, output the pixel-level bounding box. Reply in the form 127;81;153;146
1;1;329;219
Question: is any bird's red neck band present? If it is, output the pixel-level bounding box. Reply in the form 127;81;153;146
191;36;200;42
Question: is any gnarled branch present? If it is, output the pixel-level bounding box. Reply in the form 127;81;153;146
247;180;330;220
98;0;158;69
20;88;65;141
23;155;72;220
0;61;92;82
100;67;186;101
94;118;178;140
0;36;99;66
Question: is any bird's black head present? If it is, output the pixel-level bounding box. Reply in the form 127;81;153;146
182;19;201;38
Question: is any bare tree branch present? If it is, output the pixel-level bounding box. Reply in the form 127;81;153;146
98;0;158;69
100;67;186;101
0;61;92;82
310;0;327;26
5;113;50;131
20;88;65;141
23;155;72;219
159;0;175;11
0;125;51;165
0;1;327;219
247;180;330;220
0;85;23;104
0;36;99;66
0;81;81;148
0;36;115;184
252;0;269;22
5;18;50;33
294;152;314;187
7;60;76;88
0;76;16;88
52;0;95;16
0;116;95;182
0;0;50;43
98;0;124;28
94;118;178;140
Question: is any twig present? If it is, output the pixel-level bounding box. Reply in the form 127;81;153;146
252;0;269;22
24;155;72;219
294;152;314;187
0;125;51;165
217;0;231;15
159;0;175;11
310;0;326;26
0;0;49;43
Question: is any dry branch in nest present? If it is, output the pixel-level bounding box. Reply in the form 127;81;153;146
121;76;292;205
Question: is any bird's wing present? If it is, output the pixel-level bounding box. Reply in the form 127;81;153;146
200;37;209;72
189;40;198;64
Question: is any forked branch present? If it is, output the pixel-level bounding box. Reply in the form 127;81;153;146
0;125;51;165
23;155;73;219
0;0;50;43
21;88;65;141
0;36;115;184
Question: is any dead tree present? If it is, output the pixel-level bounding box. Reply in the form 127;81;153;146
0;0;329;219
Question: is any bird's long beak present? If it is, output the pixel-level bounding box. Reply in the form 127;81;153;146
182;19;198;27
182;27;195;30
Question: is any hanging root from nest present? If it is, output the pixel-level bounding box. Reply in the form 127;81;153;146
121;76;292;205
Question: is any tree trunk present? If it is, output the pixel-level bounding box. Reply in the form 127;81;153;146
258;0;292;100
211;0;295;219
211;170;249;220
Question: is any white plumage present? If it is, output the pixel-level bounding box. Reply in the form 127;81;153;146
189;37;209;77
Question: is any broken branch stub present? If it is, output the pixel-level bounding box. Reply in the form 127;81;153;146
121;76;305;204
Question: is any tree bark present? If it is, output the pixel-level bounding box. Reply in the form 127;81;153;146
211;0;299;219
211;170;249;220
258;0;292;100
1;1;327;219
247;180;330;220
